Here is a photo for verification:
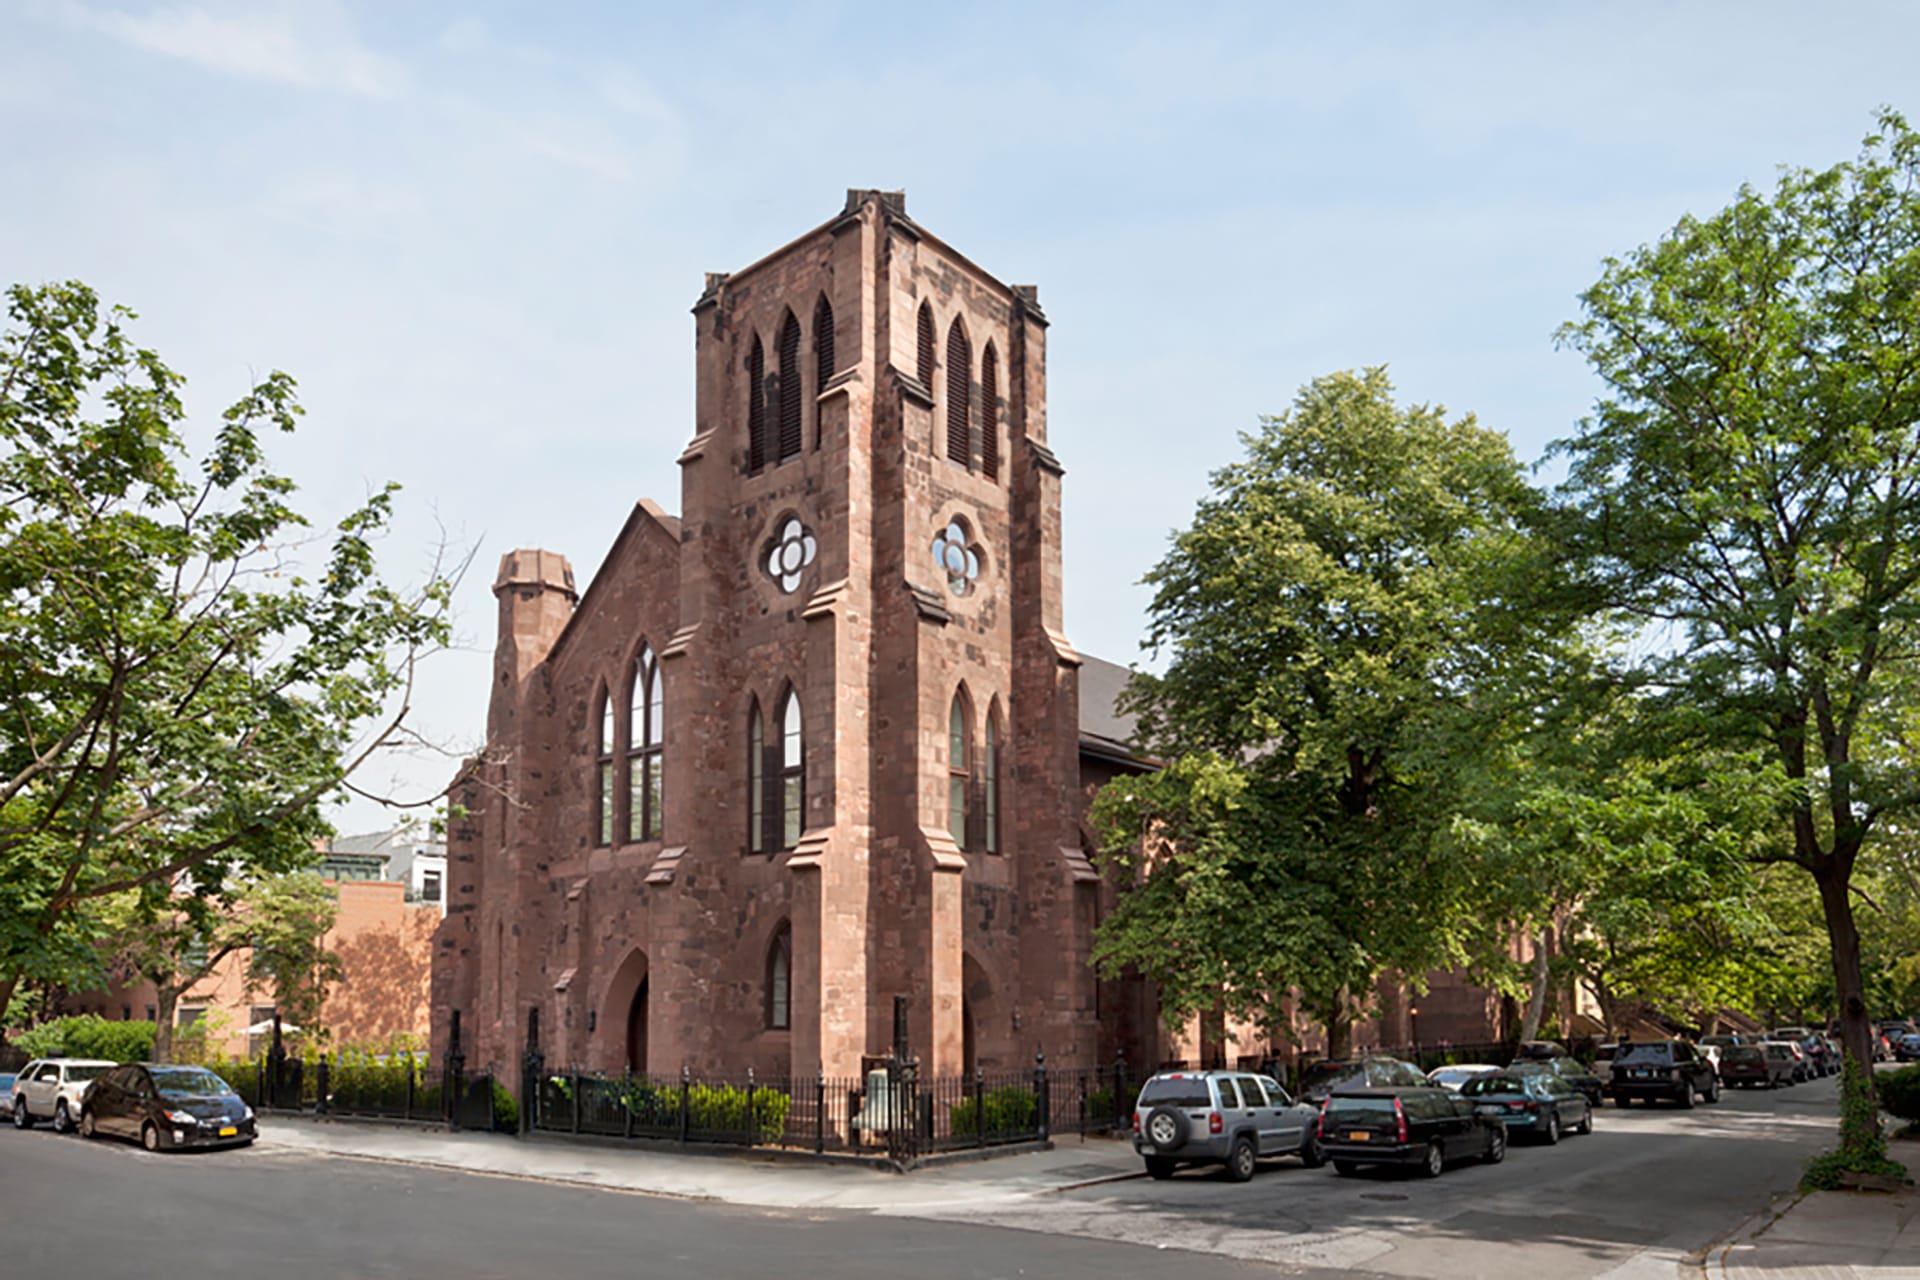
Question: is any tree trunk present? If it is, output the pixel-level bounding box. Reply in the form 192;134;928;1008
153;984;179;1064
1813;856;1879;1150
1517;930;1551;1044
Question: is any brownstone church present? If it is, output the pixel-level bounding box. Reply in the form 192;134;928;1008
428;190;1512;1082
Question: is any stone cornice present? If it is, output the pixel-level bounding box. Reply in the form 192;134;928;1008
894;368;934;408
677;431;714;467
660;622;699;660
907;581;951;624
1028;439;1064;476
917;824;968;873
802;577;851;621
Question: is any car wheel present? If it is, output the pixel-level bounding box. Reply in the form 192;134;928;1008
1299;1133;1327;1168
1419;1140;1445;1179
1225;1135;1257;1183
1144;1105;1189;1154
1333;1160;1359;1177
141;1122;161;1153
80;1109;97;1139
1676;1082;1695;1109
1542;1111;1561;1145
53;1100;72;1134
1145;1157;1176;1180
11;1098;31;1129
1485;1126;1507;1164
1577;1107;1593;1136
1705;1077;1721;1104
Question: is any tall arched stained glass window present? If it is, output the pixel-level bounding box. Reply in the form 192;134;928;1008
948;694;971;849
627;645;663;842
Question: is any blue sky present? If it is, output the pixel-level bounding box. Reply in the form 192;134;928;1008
6;2;1919;828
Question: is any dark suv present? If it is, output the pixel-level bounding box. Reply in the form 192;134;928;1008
1609;1040;1720;1108
1317;1086;1506;1177
1297;1056;1429;1105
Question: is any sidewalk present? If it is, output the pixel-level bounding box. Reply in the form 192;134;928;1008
1706;1185;1920;1279
255;1114;1145;1211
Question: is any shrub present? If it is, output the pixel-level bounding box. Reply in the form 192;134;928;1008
1878;1065;1920;1124
1085;1086;1116;1123
950;1085;1039;1138
1800;1057;1909;1191
10;1015;155;1063
492;1079;519;1131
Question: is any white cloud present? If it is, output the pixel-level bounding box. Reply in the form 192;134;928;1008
55;0;406;97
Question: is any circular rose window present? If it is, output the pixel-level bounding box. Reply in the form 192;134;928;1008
931;518;983;597
764;517;817;594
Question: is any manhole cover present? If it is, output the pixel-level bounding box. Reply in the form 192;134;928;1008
1360;1193;1408;1202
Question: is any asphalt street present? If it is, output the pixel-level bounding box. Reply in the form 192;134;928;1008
0;1072;1849;1279
918;1073;1848;1277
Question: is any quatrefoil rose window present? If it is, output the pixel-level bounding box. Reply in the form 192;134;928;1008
931;517;983;597
764;516;817;594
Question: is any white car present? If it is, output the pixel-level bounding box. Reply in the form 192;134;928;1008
11;1058;117;1133
1427;1064;1502;1093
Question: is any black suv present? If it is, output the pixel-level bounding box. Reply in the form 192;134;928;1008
1317;1086;1506;1177
1297;1056;1429;1105
1608;1039;1720;1108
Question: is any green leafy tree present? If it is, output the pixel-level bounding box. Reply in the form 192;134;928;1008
1552;110;1920;1156
1094;369;1553;1057
0;281;453;1020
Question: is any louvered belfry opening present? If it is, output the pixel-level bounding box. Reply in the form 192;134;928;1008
945;319;971;466
980;342;999;481
746;335;767;472
776;311;802;462
916;302;935;389
813;295;834;397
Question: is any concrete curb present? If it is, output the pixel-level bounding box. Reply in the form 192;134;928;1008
1687;1195;1797;1278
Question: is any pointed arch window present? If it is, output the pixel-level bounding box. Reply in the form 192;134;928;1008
776;311;802;462
813;295;835;449
779;689;804;850
627;645;663;843
948;694;972;850
980;342;999;481
746;335;768;473
945;319;972;466
594;688;614;847
766;923;792;1030
748;699;767;855
916;302;935;392
984;704;1001;854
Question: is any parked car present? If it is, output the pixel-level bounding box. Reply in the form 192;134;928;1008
1427;1064;1501;1093
79;1063;256;1152
1131;1069;1325;1181
1459;1071;1592;1144
1896;1032;1920;1063
1317;1086;1506;1177
1700;1034;1746;1051
1765;1034;1816;1080
1763;1040;1806;1084
1720;1044;1791;1089
1609;1040;1720;1107
1592;1043;1620;1087
1297;1056;1429;1105
10;1058;116;1133
1508;1057;1606;1107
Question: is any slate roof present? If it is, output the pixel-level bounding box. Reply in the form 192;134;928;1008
1078;654;1156;767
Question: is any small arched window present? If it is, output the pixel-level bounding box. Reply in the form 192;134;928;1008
813;294;835;449
779;689;804;850
748;699;767;855
776;310;802;463
766;923;792;1030
980;341;999;482
626;645;663;843
984;702;1001;854
594;687;614;847
946;319;972;467
746;334;768;473
948;693;971;849
916;302;935;391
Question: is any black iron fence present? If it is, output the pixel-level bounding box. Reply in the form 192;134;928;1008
205;1053;502;1130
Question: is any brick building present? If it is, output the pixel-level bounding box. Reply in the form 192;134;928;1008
428;190;1510;1083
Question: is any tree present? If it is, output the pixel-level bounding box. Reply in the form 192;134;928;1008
103;872;342;1062
1553;110;1920;1157
0;281;453;1020
1094;368;1552;1057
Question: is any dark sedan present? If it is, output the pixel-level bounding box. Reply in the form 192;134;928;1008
79;1063;256;1152
1318;1086;1506;1177
1510;1057;1605;1107
1460;1071;1592;1144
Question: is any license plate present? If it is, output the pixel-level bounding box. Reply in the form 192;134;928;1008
218;1126;237;1137
1634;1069;1651;1078
1348;1130;1371;1142
1475;1106;1500;1116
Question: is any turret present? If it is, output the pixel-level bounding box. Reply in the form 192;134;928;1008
489;548;576;740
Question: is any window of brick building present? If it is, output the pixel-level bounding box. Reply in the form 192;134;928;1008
777;311;802;463
746;334;768;472
766;924;791;1030
984;704;1002;854
949;694;972;849
813;294;834;447
916;302;935;391
980;342;1000;480
422;870;442;903
627;645;663;842
748;699;767;854
595;687;614;846
779;690;804;849
945;318;972;466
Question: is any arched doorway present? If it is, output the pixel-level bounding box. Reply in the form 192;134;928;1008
626;977;648;1075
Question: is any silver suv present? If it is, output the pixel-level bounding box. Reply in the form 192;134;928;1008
11;1058;117;1133
1132;1069;1325;1181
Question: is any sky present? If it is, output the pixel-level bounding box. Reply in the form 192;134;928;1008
5;1;1919;832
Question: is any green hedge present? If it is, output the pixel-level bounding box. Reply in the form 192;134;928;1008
1879;1065;1920;1122
10;1015;155;1063
950;1085;1038;1137
548;1076;791;1143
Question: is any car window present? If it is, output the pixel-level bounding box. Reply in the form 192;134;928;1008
1324;1096;1396;1118
1217;1077;1244;1109
1301;1062;1361;1092
1256;1076;1291;1107
1542;1078;1574;1098
1460;1075;1517;1097
1138;1078;1212;1109
148;1066;231;1097
1394;1062;1427;1086
35;1063;60;1083
1673;1043;1695;1063
1616;1043;1674;1064
64;1065;109;1083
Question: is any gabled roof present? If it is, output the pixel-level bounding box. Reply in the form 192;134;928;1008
1078;654;1158;768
